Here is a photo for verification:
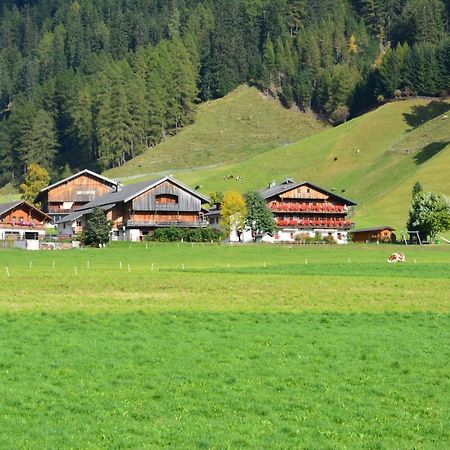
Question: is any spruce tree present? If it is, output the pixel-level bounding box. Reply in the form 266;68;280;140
19;109;59;171
262;36;276;88
244;191;275;241
82;207;112;247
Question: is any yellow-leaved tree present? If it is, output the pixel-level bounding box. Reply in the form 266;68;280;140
221;191;247;242
20;163;50;207
348;34;358;54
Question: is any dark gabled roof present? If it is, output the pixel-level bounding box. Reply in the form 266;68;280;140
259;179;357;206
204;206;220;217
37;169;119;197
73;175;210;212
350;226;395;233
55;203;115;224
0;201;21;216
0;200;52;221
74;178;158;211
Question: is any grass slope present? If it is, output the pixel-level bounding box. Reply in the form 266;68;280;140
0;243;449;448
0;183;20;204
105;85;327;180
119;98;450;231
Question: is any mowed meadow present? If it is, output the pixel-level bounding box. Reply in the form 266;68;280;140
0;243;449;449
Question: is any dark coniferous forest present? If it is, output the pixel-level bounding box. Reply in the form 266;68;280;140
0;0;449;185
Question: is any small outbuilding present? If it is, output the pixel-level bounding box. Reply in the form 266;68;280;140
350;226;396;243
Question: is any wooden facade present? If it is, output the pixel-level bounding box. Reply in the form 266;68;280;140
57;176;210;241
132;181;202;212
350;227;395;243
0;201;51;240
262;180;356;231
37;170;119;222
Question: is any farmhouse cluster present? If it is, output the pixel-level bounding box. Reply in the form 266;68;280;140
0;169;377;244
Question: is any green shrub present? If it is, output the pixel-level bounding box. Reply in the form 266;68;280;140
323;234;336;244
146;227;224;242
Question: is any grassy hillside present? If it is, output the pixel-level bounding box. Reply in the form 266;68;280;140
2;88;449;235
116;97;450;232
0;183;20;204
105;85;327;180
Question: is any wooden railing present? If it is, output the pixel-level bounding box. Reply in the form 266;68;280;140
127;220;209;228
276;218;354;229
0;222;46;230
269;202;348;214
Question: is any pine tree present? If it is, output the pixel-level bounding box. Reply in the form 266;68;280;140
82;207;112;246
287;0;307;36
0;123;14;185
127;72;149;156
244;191;275;241
399;0;446;45
378;43;409;96
19;109;59;171
72;85;96;164
412;181;423;197
262;36;276;88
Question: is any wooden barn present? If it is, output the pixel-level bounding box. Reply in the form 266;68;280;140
35;169;120;223
350;226;396;243
259;179;357;243
56;176;210;241
0;201;51;240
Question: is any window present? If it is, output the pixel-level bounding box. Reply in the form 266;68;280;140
155;194;178;204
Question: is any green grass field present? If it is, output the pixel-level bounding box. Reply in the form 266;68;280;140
0;243;449;448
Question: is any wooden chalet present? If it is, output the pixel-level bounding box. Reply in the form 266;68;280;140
35;169;120;222
0;201;51;240
56;176;210;241
350;226;395;243
259;179;357;243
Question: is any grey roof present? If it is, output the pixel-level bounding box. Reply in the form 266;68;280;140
204;206;220;216
37;169;119;195
259;179;357;206
350;226;395;233
0;201;22;216
74;175;210;212
56;203;115;224
0;200;52;220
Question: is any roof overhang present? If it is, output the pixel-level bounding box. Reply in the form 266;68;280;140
124;176;210;204
36;169;119;199
55;203;115;224
260;180;357;206
349;226;396;233
0;200;52;222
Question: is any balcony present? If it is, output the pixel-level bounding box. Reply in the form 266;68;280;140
126;220;209;228
269;202;348;214
153;204;181;211
276;218;354;230
0;221;46;230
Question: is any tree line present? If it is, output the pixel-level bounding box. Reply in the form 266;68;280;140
0;0;449;187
